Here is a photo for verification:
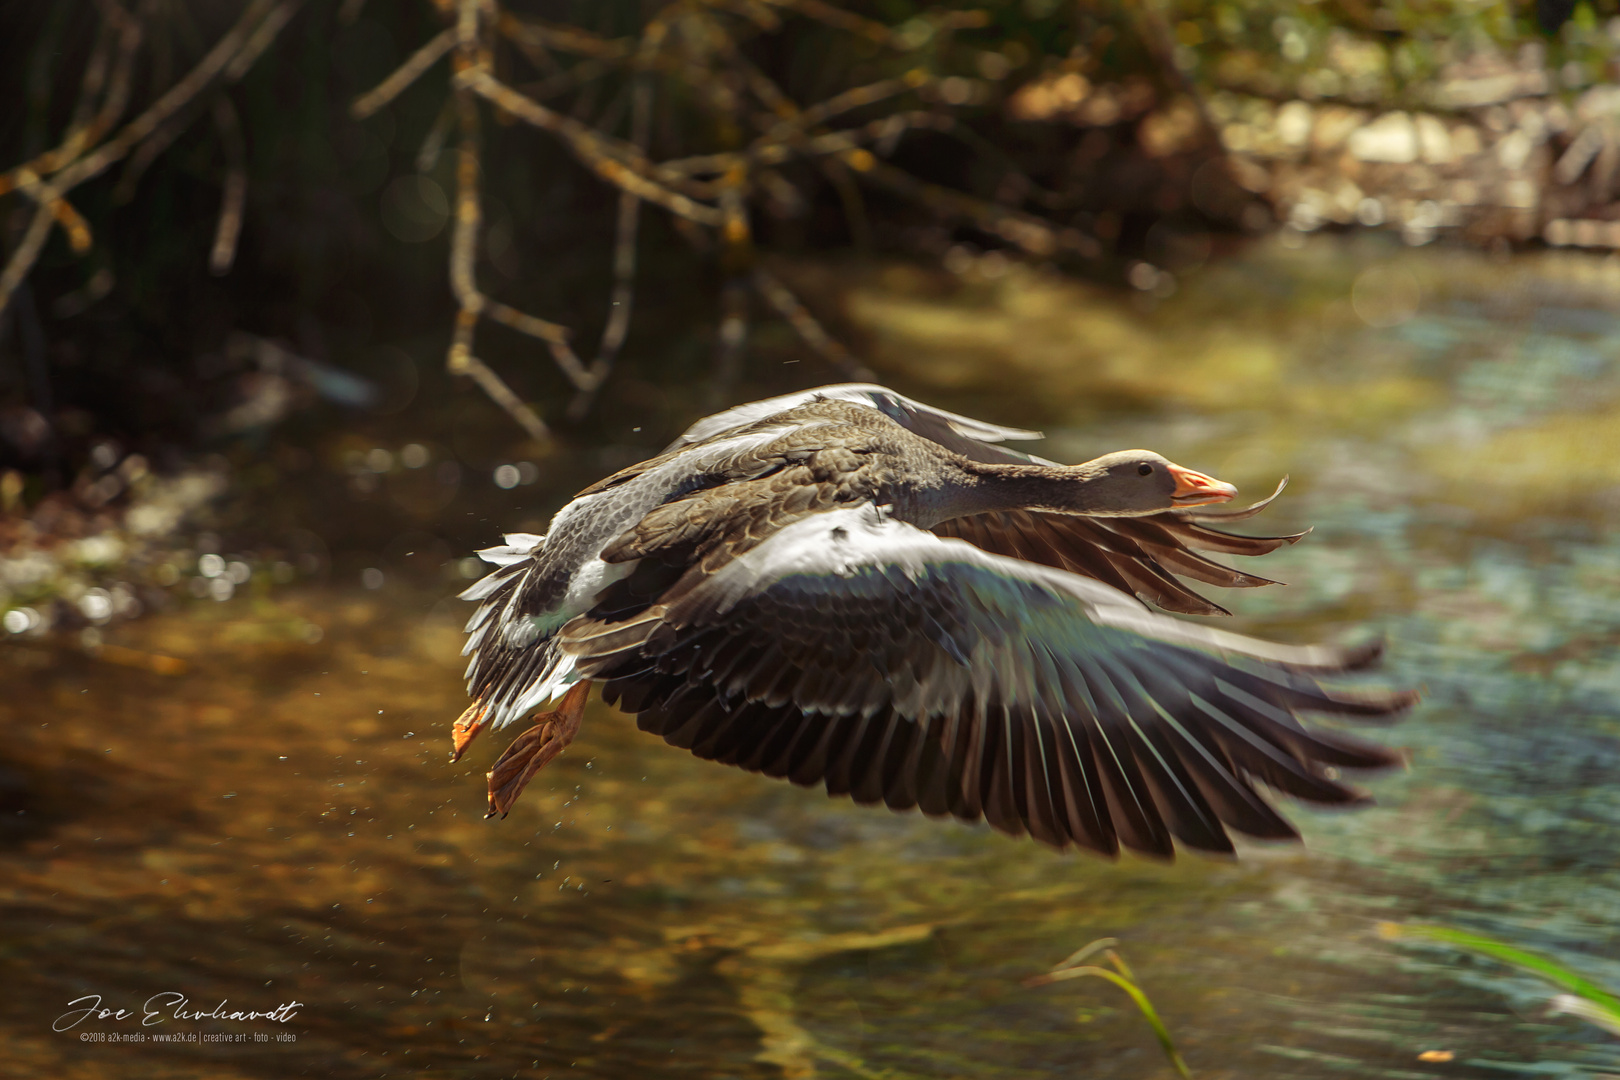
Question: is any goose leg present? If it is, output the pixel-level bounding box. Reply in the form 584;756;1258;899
485;680;593;819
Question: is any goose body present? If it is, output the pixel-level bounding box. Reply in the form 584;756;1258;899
454;384;1410;857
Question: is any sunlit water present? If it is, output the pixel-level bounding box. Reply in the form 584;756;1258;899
6;237;1620;1078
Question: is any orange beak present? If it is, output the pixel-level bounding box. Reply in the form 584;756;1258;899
1166;463;1237;506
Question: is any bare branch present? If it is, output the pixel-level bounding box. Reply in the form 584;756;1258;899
712;0;782;32
495;12;633;62
567;69;655;420
658;110;954;176
64;10;117;142
0;3;143;197
859;156;1101;258
443;139;552;442
224;1;301;82
457;354;551;442
756;0;892;45
416;98;455;173
513;60;613;104
0;203;59;323
0;0;303;319
454;68;725;225
482;300;571;347
440;0;566;441
51;0;290;196
751;266;871;379
351;27;457;120
46;191;95;255
780;71;929;134
112;108;195;203
447;81;485;327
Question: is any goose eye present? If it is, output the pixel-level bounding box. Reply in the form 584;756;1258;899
1137;463;1154;476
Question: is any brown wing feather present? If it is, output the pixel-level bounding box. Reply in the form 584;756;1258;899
562;515;1410;859
932;480;1306;617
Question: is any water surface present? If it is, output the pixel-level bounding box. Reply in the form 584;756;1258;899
6;237;1620;1078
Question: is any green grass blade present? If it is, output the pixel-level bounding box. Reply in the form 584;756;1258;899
1049;937;1118;973
1029;941;1193;1080
1382;922;1620;1026
1077;967;1194;1080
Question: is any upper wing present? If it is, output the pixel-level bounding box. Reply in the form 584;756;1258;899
933;480;1307;617
667;385;1304;616
665;383;1053;465
560;506;1411;858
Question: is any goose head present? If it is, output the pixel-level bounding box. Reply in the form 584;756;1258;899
1072;450;1238;514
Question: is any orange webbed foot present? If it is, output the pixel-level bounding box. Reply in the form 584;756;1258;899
450;701;490;763
485;680;591;819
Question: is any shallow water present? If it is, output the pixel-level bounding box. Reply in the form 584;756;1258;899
7;237;1620;1078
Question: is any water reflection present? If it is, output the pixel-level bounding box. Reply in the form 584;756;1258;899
6;237;1620;1077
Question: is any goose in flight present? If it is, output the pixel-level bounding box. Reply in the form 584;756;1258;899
453;384;1410;857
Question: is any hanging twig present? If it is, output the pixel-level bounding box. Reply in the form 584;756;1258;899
208;97;247;275
750;266;871;379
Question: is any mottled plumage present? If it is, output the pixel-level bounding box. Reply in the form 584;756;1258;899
455;384;1410;855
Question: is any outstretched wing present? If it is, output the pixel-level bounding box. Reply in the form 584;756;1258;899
560;506;1410;858
933;480;1307;617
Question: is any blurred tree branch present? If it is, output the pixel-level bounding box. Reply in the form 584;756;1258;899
1;0;300;319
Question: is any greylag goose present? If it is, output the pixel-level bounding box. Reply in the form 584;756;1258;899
453;384;1411;857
